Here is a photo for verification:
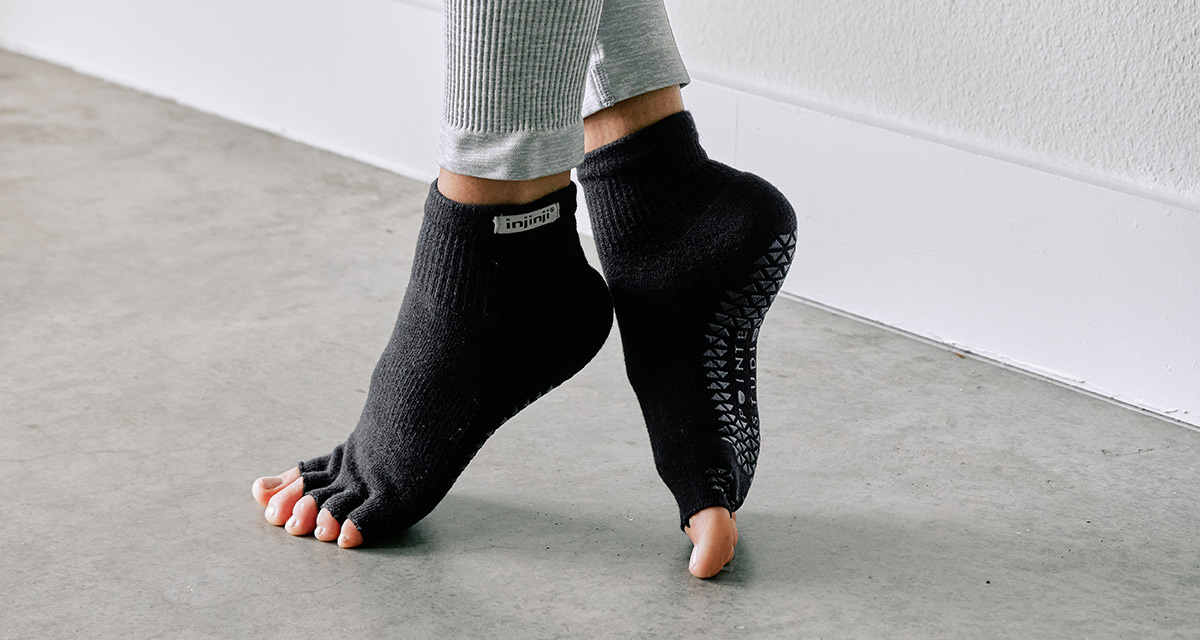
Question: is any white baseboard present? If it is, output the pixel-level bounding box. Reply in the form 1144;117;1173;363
682;80;1199;430
3;0;1196;428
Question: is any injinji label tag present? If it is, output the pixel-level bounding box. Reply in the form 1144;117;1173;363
493;203;560;234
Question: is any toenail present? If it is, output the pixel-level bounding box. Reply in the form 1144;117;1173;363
315;525;325;538
265;506;276;519
689;547;698;570
286;516;297;529
259;476;283;490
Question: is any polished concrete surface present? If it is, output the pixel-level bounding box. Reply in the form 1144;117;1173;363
3;50;1199;639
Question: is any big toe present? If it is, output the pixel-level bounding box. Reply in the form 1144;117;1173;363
685;507;738;579
252;467;300;507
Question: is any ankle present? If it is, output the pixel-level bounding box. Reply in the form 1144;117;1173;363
583;86;685;152
578;111;713;185
437;168;571;206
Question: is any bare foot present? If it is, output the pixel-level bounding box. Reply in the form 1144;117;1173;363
252;469;364;548
684;506;739;578
256;470;738;567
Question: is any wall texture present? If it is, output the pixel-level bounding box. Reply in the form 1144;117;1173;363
664;0;1200;207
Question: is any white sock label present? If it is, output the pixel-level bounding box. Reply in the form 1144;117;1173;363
494;203;560;234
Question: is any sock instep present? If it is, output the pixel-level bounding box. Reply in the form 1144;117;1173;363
298;182;612;538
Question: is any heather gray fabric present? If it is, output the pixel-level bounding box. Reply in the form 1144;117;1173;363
581;0;690;118
438;0;690;180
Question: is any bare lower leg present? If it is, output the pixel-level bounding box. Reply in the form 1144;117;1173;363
437;168;571;205
584;85;684;152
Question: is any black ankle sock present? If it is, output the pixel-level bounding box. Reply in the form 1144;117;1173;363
299;182;612;539
577;111;797;529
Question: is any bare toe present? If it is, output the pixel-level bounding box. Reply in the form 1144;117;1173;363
685;506;739;578
314;509;342;543
264;476;304;526
285;495;318;536
338;520;364;548
253;467;300;507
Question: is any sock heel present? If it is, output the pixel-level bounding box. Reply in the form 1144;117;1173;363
577;111;800;531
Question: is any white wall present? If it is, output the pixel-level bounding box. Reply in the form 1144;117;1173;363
664;0;1200;208
0;0;445;179
1;0;1196;428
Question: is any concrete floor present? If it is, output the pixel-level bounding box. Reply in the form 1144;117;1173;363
2;49;1199;639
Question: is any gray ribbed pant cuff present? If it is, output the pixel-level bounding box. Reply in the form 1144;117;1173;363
438;0;690;181
582;0;690;118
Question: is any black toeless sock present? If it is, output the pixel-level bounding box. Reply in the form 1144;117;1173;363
577;111;797;530
299;182;612;539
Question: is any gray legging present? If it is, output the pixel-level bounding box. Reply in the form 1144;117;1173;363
438;0;690;181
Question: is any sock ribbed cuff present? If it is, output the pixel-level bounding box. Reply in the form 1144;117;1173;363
578;111;733;247
412;181;585;312
576;111;708;182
